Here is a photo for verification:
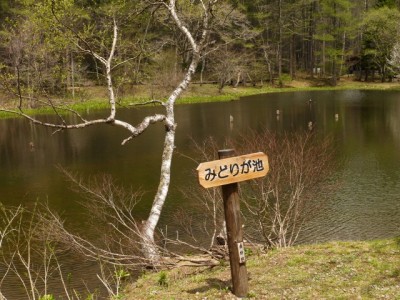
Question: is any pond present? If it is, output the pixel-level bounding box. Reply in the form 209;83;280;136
1;89;400;297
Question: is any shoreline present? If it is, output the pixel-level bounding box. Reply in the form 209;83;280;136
1;77;400;118
1;78;400;298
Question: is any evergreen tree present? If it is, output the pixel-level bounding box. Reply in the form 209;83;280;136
361;6;400;81
315;0;353;85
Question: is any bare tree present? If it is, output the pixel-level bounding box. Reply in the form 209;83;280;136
176;131;337;250
235;130;337;248
0;205;75;300
138;0;217;261
175;138;225;250
43;171;150;267
0;0;218;263
52;169;221;267
0;202;135;299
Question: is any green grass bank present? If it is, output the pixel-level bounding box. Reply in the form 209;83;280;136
2;76;400;119
125;238;400;299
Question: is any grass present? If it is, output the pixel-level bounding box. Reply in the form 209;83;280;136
125;238;400;299
2;75;400;119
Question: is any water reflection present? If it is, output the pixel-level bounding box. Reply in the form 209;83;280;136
1;90;400;297
2;90;400;237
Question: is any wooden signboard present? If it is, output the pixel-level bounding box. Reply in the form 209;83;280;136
197;152;269;188
196;150;269;297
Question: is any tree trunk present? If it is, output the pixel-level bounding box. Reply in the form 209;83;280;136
140;0;212;262
142;51;201;261
332;59;337;86
290;33;296;79
174;46;178;83
71;51;75;99
1;0;214;267
308;1;316;77
66;49;70;92
339;32;346;77
322;39;326;76
331;3;338;86
234;70;241;87
277;0;283;78
142;128;175;261
200;56;205;86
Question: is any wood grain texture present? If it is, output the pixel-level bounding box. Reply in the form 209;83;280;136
218;149;248;297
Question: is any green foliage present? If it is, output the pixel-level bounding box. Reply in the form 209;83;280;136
315;0;354;79
0;0;10;18
375;0;398;8
278;74;292;87
85;294;95;300
39;295;55;300
247;291;257;298
111;293;126;300
361;6;400;81
1;0;400;104
244;247;253;257
157;271;168;287
115;268;130;281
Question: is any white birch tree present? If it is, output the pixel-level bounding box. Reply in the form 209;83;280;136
0;0;218;263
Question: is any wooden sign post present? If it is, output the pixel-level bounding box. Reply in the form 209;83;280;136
197;150;269;298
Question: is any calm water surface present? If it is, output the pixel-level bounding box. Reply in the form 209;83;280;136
1;89;400;297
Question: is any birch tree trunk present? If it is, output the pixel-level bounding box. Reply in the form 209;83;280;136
1;0;216;265
140;0;213;262
141;57;200;260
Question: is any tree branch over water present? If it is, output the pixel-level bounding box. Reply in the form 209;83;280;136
0;0;220;269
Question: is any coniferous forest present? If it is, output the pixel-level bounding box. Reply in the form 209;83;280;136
1;0;400;101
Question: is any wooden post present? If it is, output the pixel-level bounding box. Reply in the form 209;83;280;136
197;150;268;297
218;149;248;298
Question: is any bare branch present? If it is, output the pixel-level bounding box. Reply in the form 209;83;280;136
165;0;198;52
129;100;165;107
1;0;219;269
0;205;23;248
119;114;167;145
50;0;106;64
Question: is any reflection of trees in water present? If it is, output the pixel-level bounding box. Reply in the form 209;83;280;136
0;114;102;171
0;118;66;169
1;90;400;234
325;92;400;150
387;96;400;147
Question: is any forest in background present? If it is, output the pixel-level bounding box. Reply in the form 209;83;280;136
1;2;400;298
1;0;400;103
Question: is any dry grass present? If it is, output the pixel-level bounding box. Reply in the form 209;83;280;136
125;239;400;299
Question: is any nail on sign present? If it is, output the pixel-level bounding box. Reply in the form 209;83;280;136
197;152;269;188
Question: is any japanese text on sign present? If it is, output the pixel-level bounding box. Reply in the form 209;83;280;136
204;158;265;181
197;152;269;188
